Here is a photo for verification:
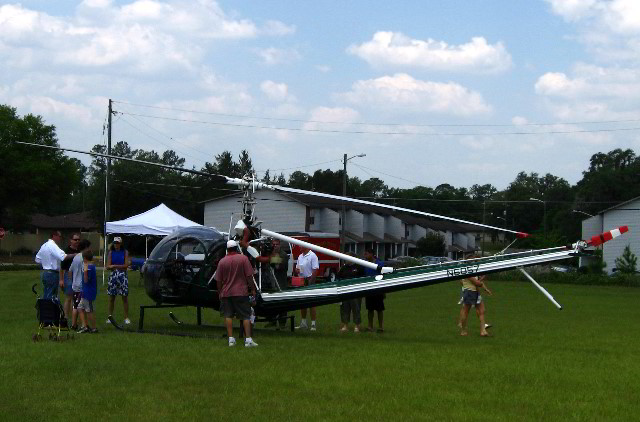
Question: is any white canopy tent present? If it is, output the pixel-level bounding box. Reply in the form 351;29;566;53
105;203;202;259
106;203;201;236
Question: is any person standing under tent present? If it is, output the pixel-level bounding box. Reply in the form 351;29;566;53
364;248;385;333
35;230;77;300
61;233;81;324
295;246;319;331
215;240;258;347
106;236;131;325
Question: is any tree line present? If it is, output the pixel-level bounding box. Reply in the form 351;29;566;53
2;104;640;247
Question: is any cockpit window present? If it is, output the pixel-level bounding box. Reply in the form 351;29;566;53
148;236;177;260
148;227;225;261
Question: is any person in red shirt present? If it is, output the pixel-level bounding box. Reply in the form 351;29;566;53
215;240;258;347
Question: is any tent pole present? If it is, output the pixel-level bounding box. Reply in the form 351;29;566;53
145;236;148;258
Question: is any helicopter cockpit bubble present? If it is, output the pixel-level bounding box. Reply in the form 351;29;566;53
143;227;227;306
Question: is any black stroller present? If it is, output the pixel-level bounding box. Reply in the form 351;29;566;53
32;284;74;342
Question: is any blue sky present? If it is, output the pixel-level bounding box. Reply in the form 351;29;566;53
1;0;639;190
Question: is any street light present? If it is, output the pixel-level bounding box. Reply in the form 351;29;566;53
341;153;366;252
530;197;546;235
572;209;594;218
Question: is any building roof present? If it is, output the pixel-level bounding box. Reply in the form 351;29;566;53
204;189;484;235
30;211;99;231
598;195;640;214
362;231;384;242
383;233;405;243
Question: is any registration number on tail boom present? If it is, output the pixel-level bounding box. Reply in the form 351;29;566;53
447;264;480;278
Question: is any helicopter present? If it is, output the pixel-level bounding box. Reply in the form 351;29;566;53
17;141;630;323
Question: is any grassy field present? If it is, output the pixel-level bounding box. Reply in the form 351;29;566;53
2;270;639;421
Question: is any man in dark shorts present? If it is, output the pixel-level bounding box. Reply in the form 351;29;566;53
215;240;258;347
364;248;385;332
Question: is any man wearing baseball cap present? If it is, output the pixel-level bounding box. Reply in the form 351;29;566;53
215;239;258;347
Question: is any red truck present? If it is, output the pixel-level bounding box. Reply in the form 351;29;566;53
282;232;341;282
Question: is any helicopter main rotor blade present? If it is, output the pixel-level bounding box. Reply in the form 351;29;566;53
266;184;529;237
518;267;562;310
15;141;229;183
262;228;393;275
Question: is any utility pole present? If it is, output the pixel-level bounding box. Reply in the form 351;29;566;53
481;201;486;257
529;197;546;236
340;153;366;253
341;154;347;253
104;99;113;266
106;99;112;225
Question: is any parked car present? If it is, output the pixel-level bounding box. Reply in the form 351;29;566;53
551;265;576;273
420;256;452;265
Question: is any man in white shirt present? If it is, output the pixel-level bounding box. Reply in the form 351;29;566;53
295;246;319;331
35;230;76;300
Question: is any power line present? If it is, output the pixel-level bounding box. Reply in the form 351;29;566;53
124;113;215;161
118;116;207;165
351;162;425;186
116;110;640;136
255;159;342;173
112;99;640;128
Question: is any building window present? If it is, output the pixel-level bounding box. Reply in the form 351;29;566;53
309;216;315;225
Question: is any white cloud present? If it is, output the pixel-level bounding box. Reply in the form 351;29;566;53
316;65;331;73
260;80;295;102
337;73;492;116
257;47;301;65
546;0;599;22
347;31;512;73
261;20;296;36
0;1;293;75
302;107;360;132
546;0;640;63
535;63;640;120
511;116;529;125
547;0;640;34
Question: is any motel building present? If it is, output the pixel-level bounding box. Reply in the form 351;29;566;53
203;189;480;261
579;196;640;274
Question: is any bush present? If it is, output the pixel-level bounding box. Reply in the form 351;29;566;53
0;264;39;271
416;233;446;257
13;247;33;256
488;268;640;287
615;245;637;274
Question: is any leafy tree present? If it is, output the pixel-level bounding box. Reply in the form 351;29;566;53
288;171;312;190
469;183;497;201
214;151;239;177
581;249;607;275
576;148;640;216
237;150;253;177
416;232;446;256
0;105;84;228
261;169;271;183
275;172;287;185
615;245;637;274
504;171;573;242
359;177;387;198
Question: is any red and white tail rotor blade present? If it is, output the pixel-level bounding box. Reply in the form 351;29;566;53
587;226;629;247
